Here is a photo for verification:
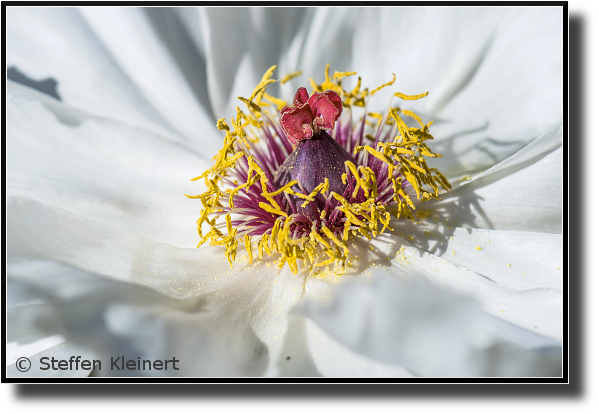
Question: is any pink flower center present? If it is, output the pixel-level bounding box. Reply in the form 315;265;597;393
279;87;343;145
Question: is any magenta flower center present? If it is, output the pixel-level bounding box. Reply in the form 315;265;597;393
274;88;353;216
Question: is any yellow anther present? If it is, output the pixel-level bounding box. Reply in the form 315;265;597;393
321;226;348;255
259;202;289;217
263;92;288;109
262;180;299;198
250;65;277;101
258;232;271;258
238;96;262;113
400;157;427;175
228;175;259;208
244;234;253;265
280;70;303;85
314;257;337;267
216;152;244;173
300;179;329;207
419;144;441;158
394;91;429;100
225;213;234;235
370;73;396;95
333;71;357;81
389;108;412;143
270;220;281;252
310;229;332;250
401;109;425;128
277;253;287;269
357;227;371;240
344;161;365;198
324;63;331;83
216;118;230;131
380;142;415;155
355;145;394;166
308;78;321;92
321;177;330;194
392;179;414;210
184;193;205;199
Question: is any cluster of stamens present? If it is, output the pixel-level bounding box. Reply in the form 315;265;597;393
186;65;450;274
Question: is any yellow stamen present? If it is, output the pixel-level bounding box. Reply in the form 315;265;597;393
188;66;450;274
238;96;262;113
394;91;429;100
280;70;303;85
333;71;357;81
370;73;396;95
259;202;289;217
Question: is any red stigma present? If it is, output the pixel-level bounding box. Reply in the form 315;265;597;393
279;87;343;145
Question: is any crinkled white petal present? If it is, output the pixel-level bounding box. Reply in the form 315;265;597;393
418;124;562;234
202;7;358;118
362;233;562;340
78;7;220;154
7;196;259;296
272;315;415;377
413;228;563;292
7;81;213;247
7;198;306;371
6;7;217;152
352;7;562;174
295;273;561;377
8;261;269;376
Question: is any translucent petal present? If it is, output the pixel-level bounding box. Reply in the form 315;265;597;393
6;7;218;153
426;125;563;234
7;198;306;371
7;81;214;247
8;261;269;376
295;273;561;376
363;234;563;340
203;7;358;118
79;7;218;152
352;7;562;174
272;315;415;377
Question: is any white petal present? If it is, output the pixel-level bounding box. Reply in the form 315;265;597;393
8;261;269;376
352;7;563;174
203;7;359;118
422;228;563;291
423;125;562;233
8;302;64;345
78;7;220;153
7;198;307;370
272;315;414;377
6;7;215;150
295;274;478;376
7;196;249;296
295;273;561;376
7;81;213;247
366;234;562;340
201;260;307;374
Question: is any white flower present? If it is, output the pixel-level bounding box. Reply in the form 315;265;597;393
6;6;563;377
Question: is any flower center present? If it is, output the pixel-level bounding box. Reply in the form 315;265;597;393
185;65;452;275
275;89;354;215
